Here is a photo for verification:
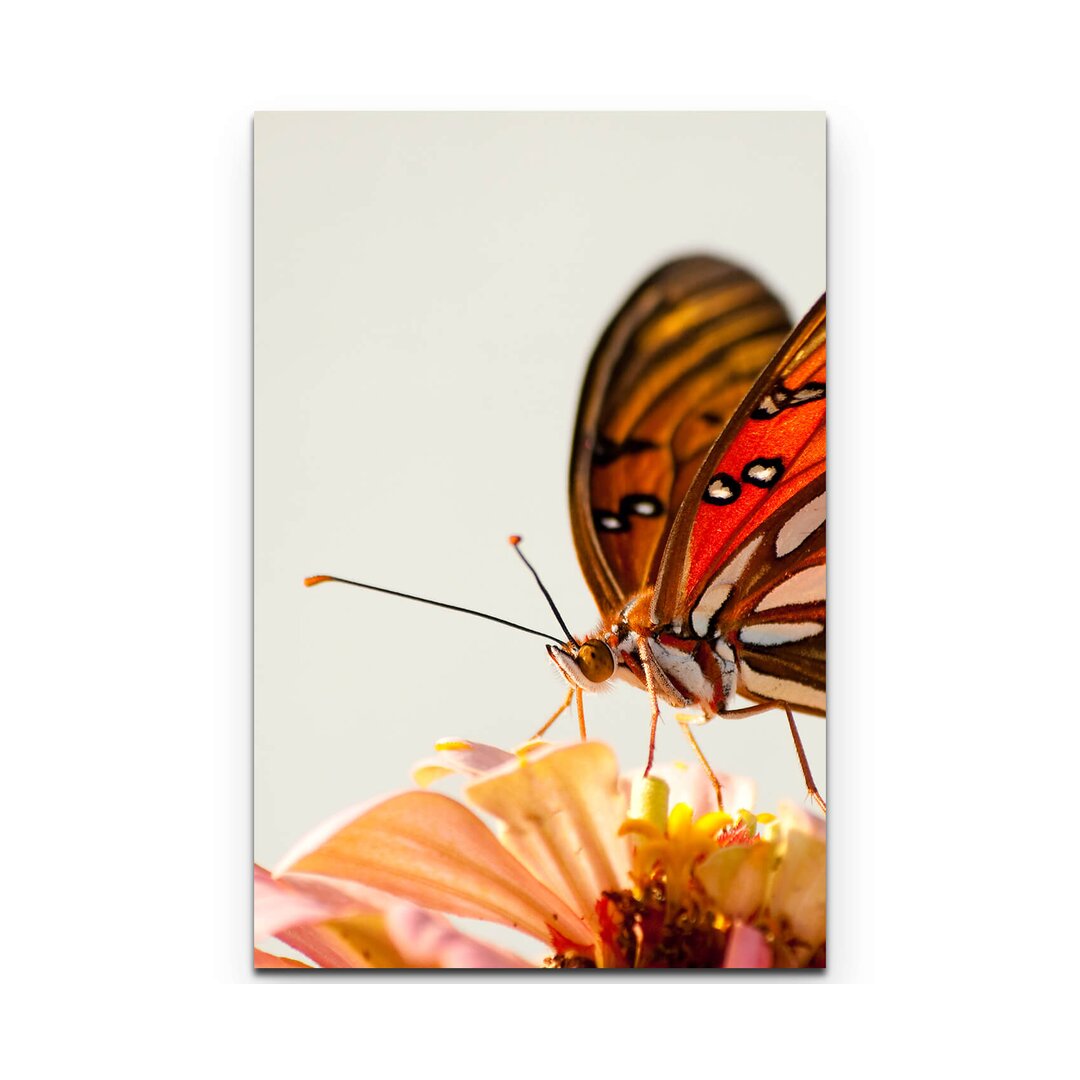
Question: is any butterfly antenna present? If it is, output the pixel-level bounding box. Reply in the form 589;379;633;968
507;536;578;645
303;575;565;645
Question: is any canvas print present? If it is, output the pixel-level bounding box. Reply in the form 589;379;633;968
255;112;825;969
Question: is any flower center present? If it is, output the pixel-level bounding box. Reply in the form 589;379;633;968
545;884;730;969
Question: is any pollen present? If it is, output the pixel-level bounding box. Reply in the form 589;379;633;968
433;739;474;752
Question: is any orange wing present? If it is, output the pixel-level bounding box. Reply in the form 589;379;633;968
653;296;826;712
569;256;792;619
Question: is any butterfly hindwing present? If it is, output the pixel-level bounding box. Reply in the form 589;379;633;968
653;296;826;712
569;256;792;619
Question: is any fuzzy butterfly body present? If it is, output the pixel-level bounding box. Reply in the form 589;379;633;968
547;256;825;766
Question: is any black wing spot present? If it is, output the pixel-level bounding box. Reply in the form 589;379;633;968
593;434;658;466
751;381;825;419
742;457;785;488
703;473;741;505
620;493;664;519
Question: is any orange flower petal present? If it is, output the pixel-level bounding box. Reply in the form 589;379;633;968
465;742;630;936
254;948;313;969
276;791;591;949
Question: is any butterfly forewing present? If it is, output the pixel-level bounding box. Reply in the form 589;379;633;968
569;256;792;618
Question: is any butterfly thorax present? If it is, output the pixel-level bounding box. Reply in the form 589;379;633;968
546;587;737;717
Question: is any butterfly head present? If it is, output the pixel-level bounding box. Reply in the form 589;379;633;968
546;637;617;691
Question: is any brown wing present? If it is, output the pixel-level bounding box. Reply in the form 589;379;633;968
653;297;826;712
569;256;792;619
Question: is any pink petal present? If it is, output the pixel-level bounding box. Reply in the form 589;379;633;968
276;790;591;949
384;904;533;968
719;773;757;817
779;801;827;842
412;740;516;786
465;742;630;937
255;865;380;968
642;761;756;818
723;922;772;968
254;864;341;940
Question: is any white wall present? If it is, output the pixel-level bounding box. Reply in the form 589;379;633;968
254;111;826;870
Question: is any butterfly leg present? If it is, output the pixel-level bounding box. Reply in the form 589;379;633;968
532;687;574;739
688;700;826;814
636;643;664;776
574;688;587;741
781;702;826;815
678;720;727;812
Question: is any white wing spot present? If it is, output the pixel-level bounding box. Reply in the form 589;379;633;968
738;622;824;646
755;565;826;611
775;492;826;557
738;661;825;712
689;537;763;637
691;581;732;636
747;462;778;484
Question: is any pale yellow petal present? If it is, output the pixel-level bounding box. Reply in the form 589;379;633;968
319;914;413;968
696;842;775;921
769;827;826;954
465;742;630;935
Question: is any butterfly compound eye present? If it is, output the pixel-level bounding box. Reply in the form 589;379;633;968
577;640;615;683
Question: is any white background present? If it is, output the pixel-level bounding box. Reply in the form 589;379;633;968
3;0;1077;1075
255;112;825;879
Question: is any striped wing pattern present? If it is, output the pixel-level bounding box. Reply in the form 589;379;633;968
654;296;827;712
569;256;792;619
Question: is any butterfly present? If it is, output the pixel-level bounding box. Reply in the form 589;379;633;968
534;255;825;811
308;254;825;812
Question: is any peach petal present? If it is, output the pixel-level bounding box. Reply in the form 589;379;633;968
384;905;533;968
276;790;591;949
465;742;630;936
412;740;517;786
723;922;772;968
254;948;312;969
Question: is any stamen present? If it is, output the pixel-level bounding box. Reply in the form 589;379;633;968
629;774;670;831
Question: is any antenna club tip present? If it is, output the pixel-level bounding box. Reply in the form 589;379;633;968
508;534;522;546
304;575;333;587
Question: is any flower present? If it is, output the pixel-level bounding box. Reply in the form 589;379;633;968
256;739;825;969
254;864;531;968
